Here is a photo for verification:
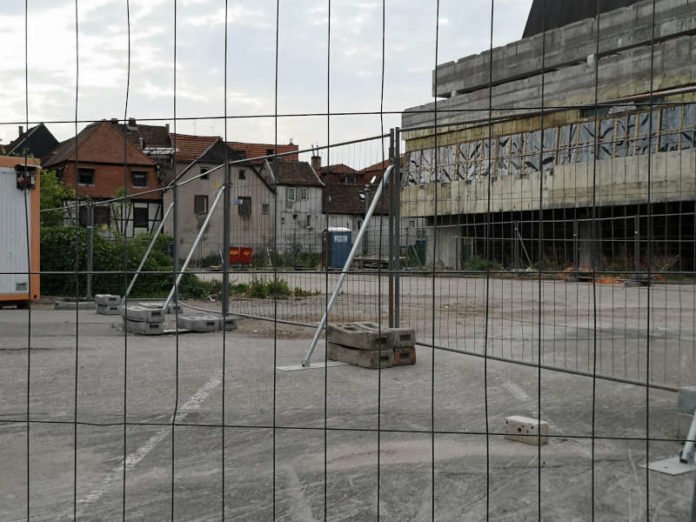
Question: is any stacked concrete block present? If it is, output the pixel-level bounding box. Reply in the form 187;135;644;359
326;322;416;369
504;416;550;446
95;294;121;315
177;315;220;333
676;386;696;439
139;301;182;314
176;314;239;333
120;305;165;336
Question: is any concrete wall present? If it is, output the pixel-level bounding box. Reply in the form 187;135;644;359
275;185;324;254
163;162;276;260
433;0;696;98
401;148;696;218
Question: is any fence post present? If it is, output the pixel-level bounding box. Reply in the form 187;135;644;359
394;127;402;328
222;161;231;316
86;203;94;300
634;213;640;277
388;129;395;328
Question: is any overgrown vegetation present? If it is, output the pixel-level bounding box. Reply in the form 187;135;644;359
40;170;76;227
463;256;502;272
40;227;205;298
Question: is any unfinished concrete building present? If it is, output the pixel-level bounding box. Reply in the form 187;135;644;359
401;0;696;272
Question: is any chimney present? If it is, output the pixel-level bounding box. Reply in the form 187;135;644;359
311;150;321;172
128;117;137;128
18;126;24;137
165;123;170;133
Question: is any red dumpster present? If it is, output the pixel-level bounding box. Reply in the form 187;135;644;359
229;246;253;265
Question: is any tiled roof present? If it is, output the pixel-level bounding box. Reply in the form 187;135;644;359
319;164;358;175
44;121;156;168
228;141;299;161
269;160;324;188
323;183;389;215
171;133;219;163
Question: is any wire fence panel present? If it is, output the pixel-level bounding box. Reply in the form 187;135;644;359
3;0;696;520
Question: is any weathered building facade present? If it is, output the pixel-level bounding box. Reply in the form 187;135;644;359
401;0;696;270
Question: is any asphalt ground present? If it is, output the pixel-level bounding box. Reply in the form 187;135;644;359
0;276;695;520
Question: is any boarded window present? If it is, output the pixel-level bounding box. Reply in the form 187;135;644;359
635;110;658;155
575;122;595;163
194;195;208;215
598;119;615;160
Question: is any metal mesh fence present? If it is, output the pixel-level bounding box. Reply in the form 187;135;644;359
3;0;696;520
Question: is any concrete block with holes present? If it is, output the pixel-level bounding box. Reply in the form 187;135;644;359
393;346;417;366
327;323;393;350
95;294;121;306
328;342;394;369
120;305;165;323
356;322;416;348
124;319;164;336
177;315;220;333
96;303;120;316
504;415;550;445
138;301;182;314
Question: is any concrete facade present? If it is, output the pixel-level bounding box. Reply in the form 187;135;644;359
401;0;696;270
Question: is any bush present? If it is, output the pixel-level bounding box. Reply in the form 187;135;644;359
41;227;211;299
464;256;501;272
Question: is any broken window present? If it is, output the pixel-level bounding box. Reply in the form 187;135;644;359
542;128;557;172
659;106;681;152
523;130;541;174
683;104;695;150
509;134;524;176
575;122;596;163
497;136;510;177
635;110;658;156
598;119;615;160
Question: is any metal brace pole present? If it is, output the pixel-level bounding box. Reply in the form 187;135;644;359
125;202;174;299
302;166;394;367
163;186;226;311
388;129;395;328
394;127;402;328
86;203;94;300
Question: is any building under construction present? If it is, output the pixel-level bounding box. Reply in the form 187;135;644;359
401;0;696;274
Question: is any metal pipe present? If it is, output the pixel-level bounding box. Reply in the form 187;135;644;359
163;186;226;311
125;202;174;299
301;166;394;367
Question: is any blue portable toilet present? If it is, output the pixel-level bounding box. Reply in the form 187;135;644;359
324;227;352;269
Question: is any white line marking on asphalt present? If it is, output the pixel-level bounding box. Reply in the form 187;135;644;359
74;372;222;517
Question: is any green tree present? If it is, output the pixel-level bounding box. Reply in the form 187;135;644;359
40;170;76;227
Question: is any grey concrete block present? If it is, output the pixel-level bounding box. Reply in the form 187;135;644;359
678;386;696;413
95;294;121;305
504;416;550;446
676;411;694;439
221;316;239;331
138;301;182;314
177;315;220;333
327;323;393;350
327;343;393;370
359;322;416;348
125;319;164;336
120;305;165;323
96;303;121;316
393;346;417;367
54;300;96;311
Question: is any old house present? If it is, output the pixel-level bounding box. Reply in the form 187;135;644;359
5;123;59;161
43;120;162;236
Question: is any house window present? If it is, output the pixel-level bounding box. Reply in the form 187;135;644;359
306;215;311;227
287;187;296;201
238;196;252;217
262;203;270;215
300;188;308;200
239;169;246;180
194;195;208;215
79;205;111;226
133;207;149;228
94;206;111;226
78;168;95;186
132;171;148;188
200;167;209;179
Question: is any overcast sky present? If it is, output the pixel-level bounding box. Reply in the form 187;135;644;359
0;0;532;166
